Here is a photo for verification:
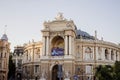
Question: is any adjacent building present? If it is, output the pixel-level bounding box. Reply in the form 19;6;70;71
12;46;24;80
22;13;120;80
0;34;10;80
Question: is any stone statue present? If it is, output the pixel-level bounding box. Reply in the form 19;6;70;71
64;71;71;80
40;70;46;80
55;12;64;20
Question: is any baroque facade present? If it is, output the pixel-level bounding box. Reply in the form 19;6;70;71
0;34;10;80
22;13;120;80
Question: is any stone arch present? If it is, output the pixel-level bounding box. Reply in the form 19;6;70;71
50;61;64;80
51;36;64;56
111;50;114;60
51;64;63;80
105;49;109;60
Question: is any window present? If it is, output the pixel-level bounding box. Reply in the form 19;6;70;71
26;51;28;60
85;47;92;60
105;49;109;60
36;49;40;58
35;65;39;73
86;65;92;74
111;50;114;60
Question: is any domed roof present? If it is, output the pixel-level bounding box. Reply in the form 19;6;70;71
76;29;95;40
1;34;8;41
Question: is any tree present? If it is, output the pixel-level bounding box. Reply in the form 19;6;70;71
95;61;120;80
8;54;16;80
95;65;114;80
114;61;120;80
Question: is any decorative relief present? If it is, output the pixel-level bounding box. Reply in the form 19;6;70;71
55;12;64;20
85;47;92;53
66;22;72;28
50;32;64;37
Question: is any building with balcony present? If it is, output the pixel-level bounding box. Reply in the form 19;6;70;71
22;13;120;80
0;34;10;80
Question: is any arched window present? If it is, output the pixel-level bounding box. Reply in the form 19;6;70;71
105;49;109;60
36;49;40;58
85;47;92;60
51;36;64;56
111;50;114;60
26;50;28;60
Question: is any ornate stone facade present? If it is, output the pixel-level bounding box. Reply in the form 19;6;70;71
22;14;120;80
0;34;10;80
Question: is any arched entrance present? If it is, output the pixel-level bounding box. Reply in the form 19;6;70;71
52;65;63;80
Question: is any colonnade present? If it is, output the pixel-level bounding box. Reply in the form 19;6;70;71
42;36;49;56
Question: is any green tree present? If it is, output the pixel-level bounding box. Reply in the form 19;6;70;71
95;65;114;80
8;54;16;79
114;61;120;80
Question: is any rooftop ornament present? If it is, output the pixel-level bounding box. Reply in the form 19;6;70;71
55;12;64;20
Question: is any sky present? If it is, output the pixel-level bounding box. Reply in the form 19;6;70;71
0;0;120;51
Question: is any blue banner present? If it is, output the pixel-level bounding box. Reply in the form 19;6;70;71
51;47;64;56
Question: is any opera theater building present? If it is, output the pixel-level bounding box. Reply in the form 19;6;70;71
22;13;120;80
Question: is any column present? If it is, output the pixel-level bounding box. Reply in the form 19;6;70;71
42;36;46;56
102;48;105;60
114;50;116;61
109;49;111;60
46;36;49;56
65;35;68;55
69;36;72;55
95;47;98;60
